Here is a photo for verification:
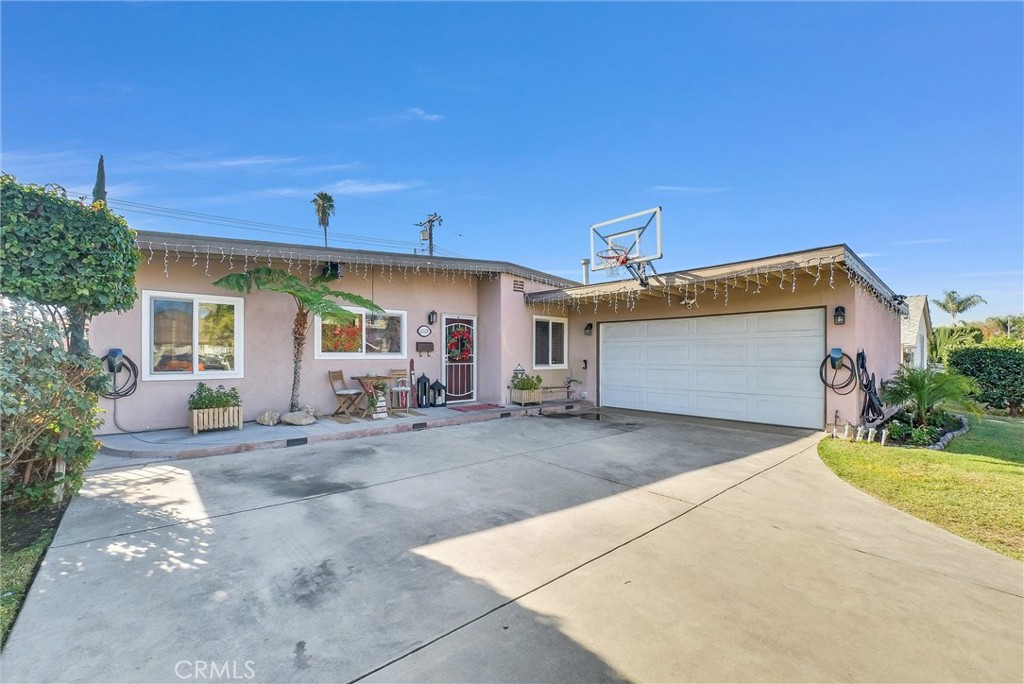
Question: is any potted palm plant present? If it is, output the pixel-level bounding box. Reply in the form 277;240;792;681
510;373;544;406
188;382;243;434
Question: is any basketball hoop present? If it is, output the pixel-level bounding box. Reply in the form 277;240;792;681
596;247;629;278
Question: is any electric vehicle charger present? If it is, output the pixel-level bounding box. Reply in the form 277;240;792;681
819;348;857;395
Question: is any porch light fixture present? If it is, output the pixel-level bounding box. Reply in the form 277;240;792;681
427;310;438;325
833;306;846;326
584;323;594;336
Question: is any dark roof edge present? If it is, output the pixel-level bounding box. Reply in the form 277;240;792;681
135;230;580;288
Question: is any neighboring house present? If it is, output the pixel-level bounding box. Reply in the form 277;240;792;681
900;295;932;369
90;233;904;434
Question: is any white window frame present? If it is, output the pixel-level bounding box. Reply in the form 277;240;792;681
314;308;408;360
533;315;568;370
141;290;244;382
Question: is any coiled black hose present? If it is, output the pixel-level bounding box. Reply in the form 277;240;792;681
99;353;139;400
857;350;885;423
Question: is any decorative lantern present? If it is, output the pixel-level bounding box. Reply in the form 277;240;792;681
429;379;447;407
416;373;430;408
512;364;526;384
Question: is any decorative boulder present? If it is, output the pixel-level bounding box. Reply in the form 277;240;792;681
255;411;281;426
300;404;324;418
281;411;316;426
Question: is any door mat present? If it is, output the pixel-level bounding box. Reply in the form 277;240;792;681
448;403;504;413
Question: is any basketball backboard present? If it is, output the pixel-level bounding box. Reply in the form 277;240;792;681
589;207;662;280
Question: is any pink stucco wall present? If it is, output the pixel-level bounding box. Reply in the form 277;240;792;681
559;269;901;430
91;256;558;433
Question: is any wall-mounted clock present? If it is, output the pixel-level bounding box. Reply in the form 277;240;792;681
416;325;432;338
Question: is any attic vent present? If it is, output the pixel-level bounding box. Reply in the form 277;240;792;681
513;279;525;292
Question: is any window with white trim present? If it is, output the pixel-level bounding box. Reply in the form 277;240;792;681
314;309;407;359
142;291;244;380
533;316;567;369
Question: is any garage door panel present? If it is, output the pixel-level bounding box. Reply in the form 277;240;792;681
643;368;689;388
644;319;688;337
754;309;822;332
603;344;642;362
604;367;641;384
603;323;642;339
756;339;823;362
644;391;690;412
600;309;824;429
696;369;751;391
695;316;749;335
645;343;689;363
697;342;750;363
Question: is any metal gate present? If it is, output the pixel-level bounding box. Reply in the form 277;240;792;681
442;315;476;403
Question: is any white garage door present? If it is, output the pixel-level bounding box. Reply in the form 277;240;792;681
600;309;825;429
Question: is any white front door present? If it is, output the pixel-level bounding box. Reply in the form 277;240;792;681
442;315;476;403
600;309;825;429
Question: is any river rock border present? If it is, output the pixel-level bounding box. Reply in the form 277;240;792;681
927;414;971;451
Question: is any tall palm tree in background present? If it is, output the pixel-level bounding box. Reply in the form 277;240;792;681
935;290;986;326
311;192;335;247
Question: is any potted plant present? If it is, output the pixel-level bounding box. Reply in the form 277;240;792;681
188;382;243;434
510;374;544;406
365;377;390;418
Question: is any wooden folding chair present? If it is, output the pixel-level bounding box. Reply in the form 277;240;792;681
329;370;364;418
388;368;412;415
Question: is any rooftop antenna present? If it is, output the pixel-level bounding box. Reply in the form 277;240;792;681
416;213;443;257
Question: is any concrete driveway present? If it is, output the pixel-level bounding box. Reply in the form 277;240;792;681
3;411;1021;683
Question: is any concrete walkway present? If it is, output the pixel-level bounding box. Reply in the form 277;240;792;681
3;411;1021;683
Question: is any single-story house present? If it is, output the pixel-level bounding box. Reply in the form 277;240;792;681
90;231;904;434
900;295;932;369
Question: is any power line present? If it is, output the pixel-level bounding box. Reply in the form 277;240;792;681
102;197;469;257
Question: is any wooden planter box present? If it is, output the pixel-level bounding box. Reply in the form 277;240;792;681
510;388;543;406
189;406;243;435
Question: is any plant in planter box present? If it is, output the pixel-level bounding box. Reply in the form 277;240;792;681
365;378;390;415
188;382;242;434
510;374;544;405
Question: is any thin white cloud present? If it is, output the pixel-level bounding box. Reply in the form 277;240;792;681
372;108;445;126
893;238;951;245
649;185;730;195
856;252;885;258
170;155;302;171
326;179;425;195
285;162;361;175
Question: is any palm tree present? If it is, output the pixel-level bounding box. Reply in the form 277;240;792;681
881;366;978;427
214;267;381;412
311;192;335;247
934;290;986;326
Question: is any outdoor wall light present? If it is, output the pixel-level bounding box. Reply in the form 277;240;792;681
584;323;594;336
833;306;846;326
427;310;438;325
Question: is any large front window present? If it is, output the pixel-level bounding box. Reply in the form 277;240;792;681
315;309;406;358
143;291;243;380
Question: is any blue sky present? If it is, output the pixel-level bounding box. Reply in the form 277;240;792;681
3;2;1021;320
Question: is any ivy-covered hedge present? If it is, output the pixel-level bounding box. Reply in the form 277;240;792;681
947;344;1024;416
1;301;106;508
0;174;139;355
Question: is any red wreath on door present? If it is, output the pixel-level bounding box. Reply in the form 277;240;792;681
447;327;473;361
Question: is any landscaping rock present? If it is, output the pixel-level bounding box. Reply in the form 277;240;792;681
281;411;316;426
300;404;324;418
255;411;281;426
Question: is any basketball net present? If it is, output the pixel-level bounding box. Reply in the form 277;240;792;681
598;248;629;278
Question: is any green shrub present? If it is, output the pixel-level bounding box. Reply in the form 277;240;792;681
512;374;544;391
886;420;911;441
947;345;1024;416
187;383;241;410
929;325;983;366
1;301;105;509
909;425;940;446
881;365;978;427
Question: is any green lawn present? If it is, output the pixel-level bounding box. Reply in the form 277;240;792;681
818;416;1023;561
1;507;63;647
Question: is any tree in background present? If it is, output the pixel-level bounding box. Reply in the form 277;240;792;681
0;174;140;356
214;267;381;412
934;290;987;327
311;191;336;248
948;341;1024;416
929;325;984;366
974;315;1024;341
